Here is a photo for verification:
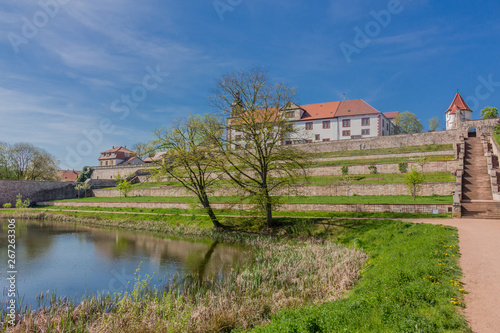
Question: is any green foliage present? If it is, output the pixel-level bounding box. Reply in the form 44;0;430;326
398;162;408;174
405;167;426;201
250;221;468;333
76;167;93;183
368;164;377;174
2;203;12;209
0;142;59;181
15;193;30;209
393;111;424;134
117;179;132;198
341;166;349;176
75;182;92;198
480;106;499;119
428;116;440;131
494;123;500;136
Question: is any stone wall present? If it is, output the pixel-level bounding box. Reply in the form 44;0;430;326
0;180;78;206
39;200;452;214
91;165;149;180
92;181;455;198
300;129;460;153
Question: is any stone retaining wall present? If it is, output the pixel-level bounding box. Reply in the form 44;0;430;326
38;200;452;214
0;180;78;206
92;182;454;198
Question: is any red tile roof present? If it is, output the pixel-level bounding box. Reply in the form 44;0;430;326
100;146;133;154
59;170;81;182
446;92;472;114
300;99;381;120
383;111;399;119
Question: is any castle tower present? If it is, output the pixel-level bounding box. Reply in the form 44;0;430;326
445;92;473;130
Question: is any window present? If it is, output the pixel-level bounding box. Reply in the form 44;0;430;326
362;129;370;135
285;140;293;145
285;111;295;118
322;138;330;142
315;134;320;140
387;123;389;131
342;130;351;136
323;121;330;129
362;118;370;126
235;135;242;141
105;161;108;166
305;122;313;130
342;119;350;127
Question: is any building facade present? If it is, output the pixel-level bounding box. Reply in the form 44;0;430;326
98;146;144;167
445;92;473;130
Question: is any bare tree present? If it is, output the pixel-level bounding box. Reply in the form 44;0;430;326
151;113;224;229
131;142;151;160
207;67;308;227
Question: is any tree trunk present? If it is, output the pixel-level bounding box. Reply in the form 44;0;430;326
201;195;223;229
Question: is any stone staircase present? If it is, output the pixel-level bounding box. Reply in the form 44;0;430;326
461;137;500;219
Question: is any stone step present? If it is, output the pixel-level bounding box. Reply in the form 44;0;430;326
462;202;500;218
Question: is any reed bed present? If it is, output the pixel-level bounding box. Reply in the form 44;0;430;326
1;212;367;332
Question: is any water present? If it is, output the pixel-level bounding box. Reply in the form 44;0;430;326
0;219;250;310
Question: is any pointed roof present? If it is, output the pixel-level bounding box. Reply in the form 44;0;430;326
446;92;472;114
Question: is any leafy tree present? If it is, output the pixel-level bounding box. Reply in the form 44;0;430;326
76;167;93;183
207;66;309;227
117;179;132;198
428;117;440;131
75;182;92;198
151;113;224;229
15;193;30;209
480;106;499;119
405;167;425;201
1;142;59;181
398;162;408;174
393;111;423;134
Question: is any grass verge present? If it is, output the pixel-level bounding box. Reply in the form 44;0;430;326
55;194;453;205
0;212;468;332
310;144;454;159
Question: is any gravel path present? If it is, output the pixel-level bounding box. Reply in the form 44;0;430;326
407;218;500;333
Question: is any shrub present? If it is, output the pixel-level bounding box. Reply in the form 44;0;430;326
3;203;12;209
494;123;500;135
368;164;377;174
15;194;30;209
398;162;408;174
341;166;349;176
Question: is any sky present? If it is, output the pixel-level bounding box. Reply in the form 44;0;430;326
1;0;500;170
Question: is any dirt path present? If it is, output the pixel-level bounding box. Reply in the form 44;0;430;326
407;218;500;333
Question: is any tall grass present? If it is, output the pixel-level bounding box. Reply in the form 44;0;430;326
1;213;366;333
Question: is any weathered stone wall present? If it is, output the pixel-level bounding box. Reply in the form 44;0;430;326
39;200;452;214
300;129;460;153
0;180;78;206
92;181;455;198
91;165;149;180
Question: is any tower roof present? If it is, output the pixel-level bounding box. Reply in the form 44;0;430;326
446;92;472;114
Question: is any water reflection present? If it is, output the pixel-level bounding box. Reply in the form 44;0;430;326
0;220;250;309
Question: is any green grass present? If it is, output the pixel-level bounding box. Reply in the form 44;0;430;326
493;134;500;146
2;211;468;332
33;205;452;220
310;154;455;168
249;220;469;333
56;194;453;205
310;144;454;159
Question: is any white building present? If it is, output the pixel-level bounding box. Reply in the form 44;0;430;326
227;99;397;146
445;92;473;130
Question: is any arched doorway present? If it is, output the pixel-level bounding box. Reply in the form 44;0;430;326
468;126;477;137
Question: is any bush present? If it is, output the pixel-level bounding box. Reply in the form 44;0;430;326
368;165;377;174
15;194;30;209
3;203;12;209
341;166;349;176
398;162;408;174
494;123;500;135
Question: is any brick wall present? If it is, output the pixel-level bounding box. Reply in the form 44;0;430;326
92;181;454;198
0;180;78;206
39;200;452;214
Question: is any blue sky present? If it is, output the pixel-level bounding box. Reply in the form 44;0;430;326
1;0;500;169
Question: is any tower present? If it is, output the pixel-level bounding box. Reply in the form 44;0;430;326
445;92;473;130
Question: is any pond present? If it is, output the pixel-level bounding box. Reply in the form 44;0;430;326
0;219;251;310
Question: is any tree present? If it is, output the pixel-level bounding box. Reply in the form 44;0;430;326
76;166;93;183
405;167;425;201
480;106;499;119
1;143;59;181
0;142;14;179
393;111;423;134
428;117;440;132
207;67;308;227
131;142;152;160
75;182;92;198
117;179;132;198
151;114;224;229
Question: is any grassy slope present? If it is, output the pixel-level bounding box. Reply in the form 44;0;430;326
249;220;469;333
311;144;454;159
56;194;453;205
